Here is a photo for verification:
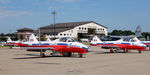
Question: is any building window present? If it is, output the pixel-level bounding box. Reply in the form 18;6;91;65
85;28;86;30
97;28;99;31
64;34;66;36
100;28;102;31
82;27;84;30
60;34;62;36
79;27;81;30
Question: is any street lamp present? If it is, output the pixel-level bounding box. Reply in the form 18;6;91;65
38;27;41;41
52;11;57;39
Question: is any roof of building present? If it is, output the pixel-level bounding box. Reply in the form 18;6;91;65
17;28;34;32
40;21;107;29
35;21;107;34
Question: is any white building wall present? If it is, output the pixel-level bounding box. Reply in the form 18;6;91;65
45;29;74;38
74;22;108;35
45;22;107;38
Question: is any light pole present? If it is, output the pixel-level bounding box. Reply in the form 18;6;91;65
9;29;12;39
52;10;57;39
38;27;41;41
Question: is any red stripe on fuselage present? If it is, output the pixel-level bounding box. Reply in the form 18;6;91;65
144;43;150;46
18;43;87;54
103;44;146;50
90;44;103;46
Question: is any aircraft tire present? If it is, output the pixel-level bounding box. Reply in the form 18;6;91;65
138;50;142;53
62;52;66;57
40;53;45;58
110;50;114;53
42;53;45;57
79;54;83;58
62;52;69;57
126;50;129;53
67;52;72;57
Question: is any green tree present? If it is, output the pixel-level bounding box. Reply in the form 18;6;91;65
41;36;45;41
142;32;150;38
110;30;134;36
0;33;6;41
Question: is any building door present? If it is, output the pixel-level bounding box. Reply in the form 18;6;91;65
88;28;96;34
20;34;24;40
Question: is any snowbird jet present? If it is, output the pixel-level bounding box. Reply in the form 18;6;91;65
18;34;88;58
90;36;146;53
129;36;150;47
5;37;21;46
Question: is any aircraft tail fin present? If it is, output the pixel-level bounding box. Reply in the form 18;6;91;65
131;37;141;42
46;38;51;41
91;36;103;43
29;34;39;43
7;37;12;42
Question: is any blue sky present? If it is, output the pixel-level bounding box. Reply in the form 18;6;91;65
0;0;150;33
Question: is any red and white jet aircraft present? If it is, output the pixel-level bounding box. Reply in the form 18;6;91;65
128;36;150;50
18;34;88;58
5;37;20;46
130;36;150;46
90;36;123;46
90;36;103;46
90;36;146;53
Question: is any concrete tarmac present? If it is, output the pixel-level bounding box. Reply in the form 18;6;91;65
0;46;150;75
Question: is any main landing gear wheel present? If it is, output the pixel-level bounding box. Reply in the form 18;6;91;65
126;50;129;53
67;52;72;57
41;53;45;57
40;50;45;58
40;53;45;58
110;49;114;53
138;50;142;53
79;54;83;58
62;52;72;57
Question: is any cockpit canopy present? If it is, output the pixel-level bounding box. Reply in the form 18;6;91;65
123;37;140;42
101;36;139;42
59;37;76;42
101;36;122;41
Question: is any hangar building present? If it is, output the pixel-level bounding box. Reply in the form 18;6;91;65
17;21;108;40
35;21;108;39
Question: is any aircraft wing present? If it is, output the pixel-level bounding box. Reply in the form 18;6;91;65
21;47;54;50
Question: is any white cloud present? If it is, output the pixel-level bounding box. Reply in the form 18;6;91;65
0;7;33;19
0;0;10;4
